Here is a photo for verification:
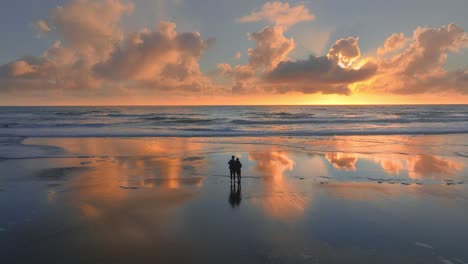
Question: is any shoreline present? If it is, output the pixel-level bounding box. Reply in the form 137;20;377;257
1;129;468;138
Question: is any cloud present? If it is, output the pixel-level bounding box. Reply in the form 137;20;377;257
218;27;376;95
248;25;295;70
216;63;257;93
94;21;205;81
0;56;60;93
377;33;407;56
230;2;468;97
265;55;377;95
263;37;377;95
3;60;37;77
372;23;468;94
50;0;134;62
237;1;314;28
35;20;51;35
327;37;361;68
217;25;296;94
221;3;377;96
93;21;216;93
0;0;134;92
0;0;219;95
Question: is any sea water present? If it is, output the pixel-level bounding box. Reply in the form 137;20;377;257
0;105;467;137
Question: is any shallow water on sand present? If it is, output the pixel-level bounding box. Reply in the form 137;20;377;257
0;135;467;263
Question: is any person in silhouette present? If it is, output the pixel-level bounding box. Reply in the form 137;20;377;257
235;157;242;183
228;155;236;181
228;181;241;208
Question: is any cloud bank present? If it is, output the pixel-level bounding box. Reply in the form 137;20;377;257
237;1;314;28
0;0;218;95
220;3;468;96
372;23;468;94
0;0;467;102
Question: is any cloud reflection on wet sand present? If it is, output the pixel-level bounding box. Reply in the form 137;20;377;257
324;151;463;180
325;152;358;171
1;136;466;263
248;150;312;221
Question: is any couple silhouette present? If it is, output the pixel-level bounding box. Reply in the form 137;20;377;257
228;155;242;183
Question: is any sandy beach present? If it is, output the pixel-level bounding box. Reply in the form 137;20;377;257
0;135;467;263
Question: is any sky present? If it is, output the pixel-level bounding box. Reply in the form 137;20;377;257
0;0;467;105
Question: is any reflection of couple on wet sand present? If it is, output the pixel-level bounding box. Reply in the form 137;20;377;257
228;155;242;183
229;183;241;208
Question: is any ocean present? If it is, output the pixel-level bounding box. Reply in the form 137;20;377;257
1;105;468;137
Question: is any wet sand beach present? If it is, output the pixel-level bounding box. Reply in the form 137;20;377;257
0;135;467;263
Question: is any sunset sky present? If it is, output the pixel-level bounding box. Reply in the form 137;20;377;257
0;0;467;105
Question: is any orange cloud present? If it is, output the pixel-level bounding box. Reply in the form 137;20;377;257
50;0;133;61
237;1;314;28
35;19;51;35
220;6;379;96
217;25;295;93
377;33;407;56
8;60;37;77
0;0;221;96
0;0;134;91
218;26;376;95
248;25;295;70
371;24;468;94
94;21;217;93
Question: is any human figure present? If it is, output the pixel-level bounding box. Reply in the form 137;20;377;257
235;158;242;183
228;155;236;181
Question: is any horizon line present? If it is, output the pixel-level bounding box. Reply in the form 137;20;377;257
0;103;467;107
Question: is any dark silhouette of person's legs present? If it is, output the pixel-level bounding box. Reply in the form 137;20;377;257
237;169;241;183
